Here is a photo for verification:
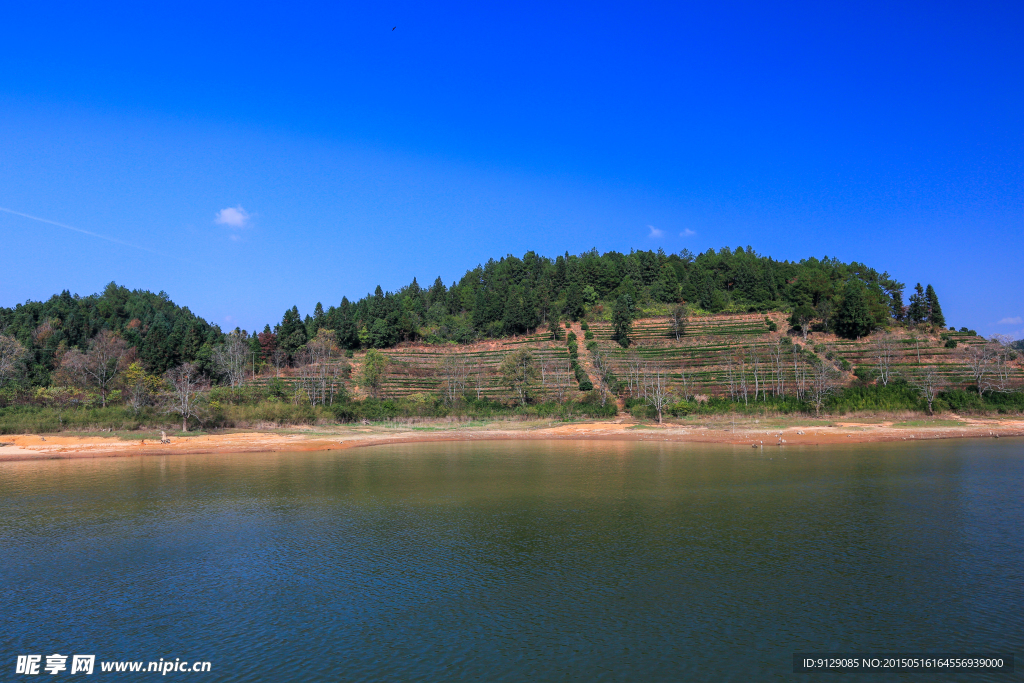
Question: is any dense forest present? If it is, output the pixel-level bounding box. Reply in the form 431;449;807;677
291;246;917;351
1;246;946;390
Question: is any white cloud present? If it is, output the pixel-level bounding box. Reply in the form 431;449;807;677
647;225;664;238
997;316;1023;325
214;205;252;229
680;228;697;237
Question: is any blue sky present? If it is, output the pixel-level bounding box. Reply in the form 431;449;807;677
1;1;1021;338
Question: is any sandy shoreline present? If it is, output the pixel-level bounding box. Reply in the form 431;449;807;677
1;415;1022;462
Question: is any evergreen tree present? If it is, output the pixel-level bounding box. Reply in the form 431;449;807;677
790;303;816;340
650;265;680;303
563;282;585;321
906;283;927;324
428;277;447;306
312;302;325;330
277;306;307;352
612;294;635;348
331;297;359;349
925;284;945;328
834;280;873;339
884;280;905;320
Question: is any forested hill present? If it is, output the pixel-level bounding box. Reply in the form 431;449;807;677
0;283;222;385
276;246;926;351
2;246;946;386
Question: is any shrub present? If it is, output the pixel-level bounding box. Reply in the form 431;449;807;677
825;381;921;414
667;401;695;417
584;330;595;340
944;338;958;349
572;362;592;390
940;389;982;412
631;403;654;420
853;366;876;383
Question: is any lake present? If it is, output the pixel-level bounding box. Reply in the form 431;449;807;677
1;439;1022;681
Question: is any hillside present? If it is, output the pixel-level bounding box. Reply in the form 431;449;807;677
257;311;1022;418
2;247;1021;425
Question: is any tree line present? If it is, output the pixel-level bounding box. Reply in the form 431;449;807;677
259;245;917;358
0;245;964;414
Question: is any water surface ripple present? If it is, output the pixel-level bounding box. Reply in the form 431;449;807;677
1;439;1021;681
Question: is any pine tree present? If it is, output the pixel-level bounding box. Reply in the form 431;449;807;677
835;280;873;339
888;283;905;321
925;284;945;328
906;283;927;324
277;306;307;352
612;294;635;348
563;282;585;321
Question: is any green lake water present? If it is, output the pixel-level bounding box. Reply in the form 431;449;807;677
1;439;1021;681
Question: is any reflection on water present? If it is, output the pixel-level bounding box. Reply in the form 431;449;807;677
1;440;1022;681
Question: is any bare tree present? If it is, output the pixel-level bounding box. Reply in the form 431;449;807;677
296;330;348;406
0;334;27;387
213;330;249;388
164;362;209;432
271;348;288;378
59;330;129;407
958;343;992;397
793;343;806;399
439;350;471;407
498;349;539;406
907;334;923;364
669;304;688;341
725;352;737;400
737;354;749;406
748;343;763;402
591;348;614;406
473;370;485;399
808;358;841;416
678;354;694;402
641;365;672;423
769;338;787;397
546;360;573;403
987;336;1017;393
906;365;946;415
624;347;644;396
872;333;898;386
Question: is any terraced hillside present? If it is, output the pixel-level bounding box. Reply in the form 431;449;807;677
584;313;1020;401
256;313;1023;404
